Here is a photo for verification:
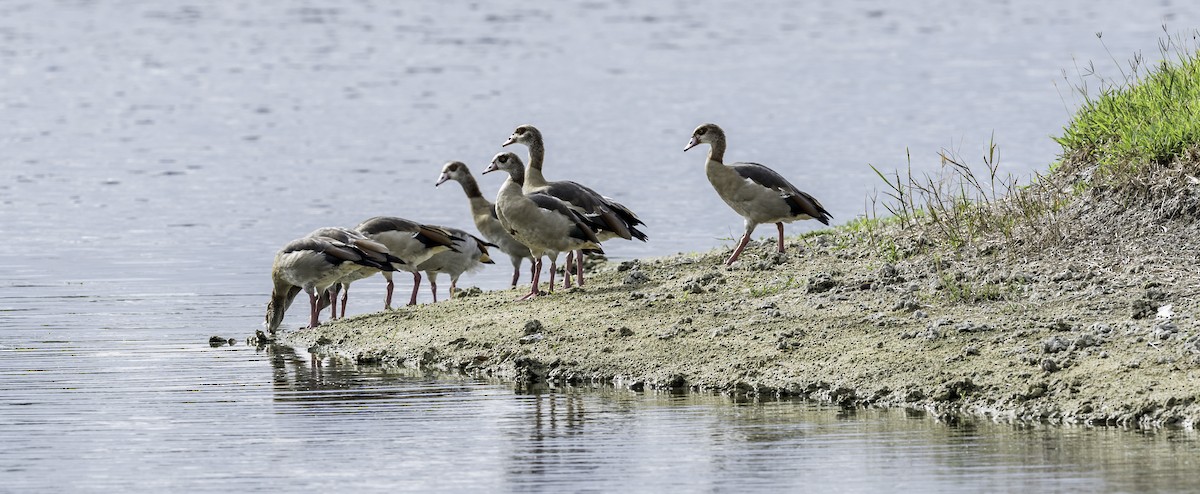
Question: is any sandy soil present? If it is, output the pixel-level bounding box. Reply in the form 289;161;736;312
276;190;1200;428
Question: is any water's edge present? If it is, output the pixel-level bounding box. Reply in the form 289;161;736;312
277;235;1200;431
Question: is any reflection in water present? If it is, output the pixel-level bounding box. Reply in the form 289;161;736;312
266;344;477;407
247;347;1200;492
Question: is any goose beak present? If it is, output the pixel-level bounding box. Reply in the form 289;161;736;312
435;172;450;186
501;135;517;147
482;162;498;174
684;135;700;152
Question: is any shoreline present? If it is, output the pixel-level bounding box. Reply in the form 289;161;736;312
276;218;1200;429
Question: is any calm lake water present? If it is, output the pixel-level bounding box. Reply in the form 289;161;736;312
3;0;1200;491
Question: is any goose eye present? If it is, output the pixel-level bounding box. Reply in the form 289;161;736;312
515;128;526;135
697;128;707;136
499;155;508;163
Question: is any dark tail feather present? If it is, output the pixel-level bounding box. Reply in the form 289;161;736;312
628;225;648;242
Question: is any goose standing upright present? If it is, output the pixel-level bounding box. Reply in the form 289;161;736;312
265;234;396;334
436;161;534;287
502;124;646;287
683;123;832;265
483;151;604;300
354;216;459;308
415;225;495;301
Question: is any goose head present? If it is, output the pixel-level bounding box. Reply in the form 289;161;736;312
502;124;542;148
436;161;469;187
265;301;283;333
684;123;724;152
482;151;524;176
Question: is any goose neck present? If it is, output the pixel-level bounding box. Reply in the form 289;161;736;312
707;136;726;164
457;173;484;199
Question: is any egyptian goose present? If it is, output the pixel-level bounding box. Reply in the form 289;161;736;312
306;227;406;319
265;234;397;334
502;124;646;287
354;216;459;307
414;225;495;301
436;161;535;287
483;151;604;300
684;123;832;265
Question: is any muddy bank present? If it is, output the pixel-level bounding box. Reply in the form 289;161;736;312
278;203;1200;428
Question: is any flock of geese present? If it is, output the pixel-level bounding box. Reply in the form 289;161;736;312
264;123;833;333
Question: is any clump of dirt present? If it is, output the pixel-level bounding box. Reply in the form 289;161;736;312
280;156;1200;429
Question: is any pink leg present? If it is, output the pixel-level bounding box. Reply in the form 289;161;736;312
518;258;542;301
340;285;349;318
409;272;421;306
548;257;558;293
449;278;457;299
576;250;585;286
510;264;520;288
307;290;320;328
776;222;786;253
429;273;438;303
326;287;338;320
330;296;337;320
384;273;394;310
562;252;574;289
726;224;758;265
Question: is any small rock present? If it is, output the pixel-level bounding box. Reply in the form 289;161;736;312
878;263;899;282
1024;383;1047;399
248;330;271;346
664;374;687;388
617;260;639;272
913;309;928;319
711;325;735;337
1156;303;1174;320
523;320;544;335
955;321;994;333
618;327;634;337
806;273;836;293
1131;299;1155;320
518;333;544;344
656;327;681;340
963;345;980;356
893;298;921;312
208;335;228;347
683;281;704;294
455;286;483;298
1072;334;1100;349
772;330;801;350
623;270;650;285
1041;336;1070;354
1040;358;1060;372
1152;322;1179;340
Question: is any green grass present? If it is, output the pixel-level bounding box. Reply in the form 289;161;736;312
1055;33;1200;177
864;32;1200;254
